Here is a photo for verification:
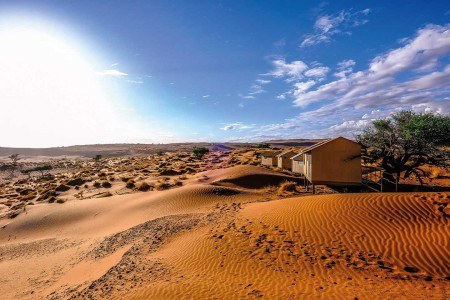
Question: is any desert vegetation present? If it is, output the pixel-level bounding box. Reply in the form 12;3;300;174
358;111;450;185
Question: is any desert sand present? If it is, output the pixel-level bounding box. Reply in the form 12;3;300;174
0;150;449;299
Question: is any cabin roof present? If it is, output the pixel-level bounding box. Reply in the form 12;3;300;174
261;150;282;157
277;150;297;158
290;153;304;160
299;137;360;155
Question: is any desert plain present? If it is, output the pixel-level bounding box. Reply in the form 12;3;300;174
0;143;449;299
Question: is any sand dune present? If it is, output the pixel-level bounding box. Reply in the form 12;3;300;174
194;165;301;189
0;163;449;299
130;192;450;299
0;183;257;241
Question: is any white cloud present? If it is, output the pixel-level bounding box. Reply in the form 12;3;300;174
250;23;450;141
266;58;308;82
202;94;211;98
238;93;255;99
337;59;355;70
221;122;254;131
255;79;271;85
251;85;266;95
293;24;450;110
334;59;356;78
304;66;330;78
300;8;370;48
97;69;128;77
293;80;317;94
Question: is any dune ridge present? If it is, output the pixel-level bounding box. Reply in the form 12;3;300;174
0;164;449;299
130;192;450;299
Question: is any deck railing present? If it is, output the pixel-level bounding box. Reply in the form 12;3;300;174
361;166;399;192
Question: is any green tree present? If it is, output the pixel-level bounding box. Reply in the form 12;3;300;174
34;165;53;176
357;111;450;185
255;143;270;148
192;146;209;158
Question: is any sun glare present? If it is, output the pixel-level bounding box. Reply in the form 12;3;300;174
0;21;134;147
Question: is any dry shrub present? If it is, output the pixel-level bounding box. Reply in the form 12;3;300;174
136;182;152;191
56;199;66;204
126;179;135;189
172;179;183;187
66;177;85;186
155;182;171;191
55;184;70;192
101;181;112;188
121;177;132;182
93;181;101;188
278;181;298;194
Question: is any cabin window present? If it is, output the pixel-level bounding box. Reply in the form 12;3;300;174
298;161;304;165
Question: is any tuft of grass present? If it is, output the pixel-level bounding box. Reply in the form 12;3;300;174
126;179;135;189
121;177;132;182
277;181;298;194
101;181;112;188
155;182;171;191
136;182;152;191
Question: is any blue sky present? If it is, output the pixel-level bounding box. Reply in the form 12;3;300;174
0;1;449;147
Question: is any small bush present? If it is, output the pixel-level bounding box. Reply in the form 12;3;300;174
121;177;131;182
136;182;152;191
101;181;112;188
93;181;101;188
56;199;66;204
126;179;135;189
55;184;70;192
66;177;85;186
156;182;171;191
278;181;297;193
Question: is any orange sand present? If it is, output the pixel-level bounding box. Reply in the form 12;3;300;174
0;165;448;299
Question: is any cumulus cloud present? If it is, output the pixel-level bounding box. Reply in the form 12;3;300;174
300;8;370;48
97;69;128;77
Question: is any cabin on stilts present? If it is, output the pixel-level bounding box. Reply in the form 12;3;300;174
299;137;362;193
